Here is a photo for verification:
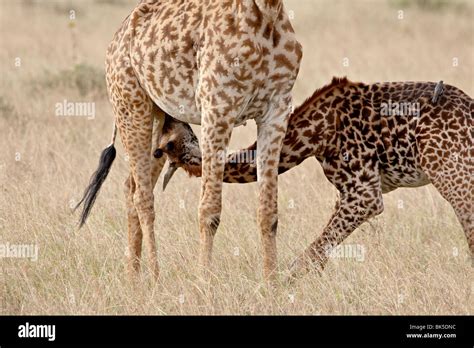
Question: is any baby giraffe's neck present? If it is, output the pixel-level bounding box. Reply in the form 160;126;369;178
223;77;352;183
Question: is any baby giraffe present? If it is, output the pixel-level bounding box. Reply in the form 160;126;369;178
156;77;473;278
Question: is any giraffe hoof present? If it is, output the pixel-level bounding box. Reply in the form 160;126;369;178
287;255;323;281
286;259;304;283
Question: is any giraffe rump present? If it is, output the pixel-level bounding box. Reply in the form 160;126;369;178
74;144;116;227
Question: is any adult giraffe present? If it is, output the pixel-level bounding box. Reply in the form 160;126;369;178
75;0;302;280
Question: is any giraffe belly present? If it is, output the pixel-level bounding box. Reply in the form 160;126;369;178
145;82;269;127
148;85;202;125
380;167;431;193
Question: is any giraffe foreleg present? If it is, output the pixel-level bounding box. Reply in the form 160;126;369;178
198;105;235;271
256;99;291;281
289;172;384;280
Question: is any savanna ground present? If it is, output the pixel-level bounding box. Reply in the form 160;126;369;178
0;0;473;315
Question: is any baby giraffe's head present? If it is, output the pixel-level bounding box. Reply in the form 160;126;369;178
154;114;202;190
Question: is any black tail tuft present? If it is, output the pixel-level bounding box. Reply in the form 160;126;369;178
74;144;116;228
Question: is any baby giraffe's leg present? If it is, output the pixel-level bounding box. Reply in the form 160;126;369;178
432;176;474;258
420;148;473;261
289;160;384;279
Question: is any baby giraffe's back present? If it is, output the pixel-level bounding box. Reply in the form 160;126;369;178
339;81;473;193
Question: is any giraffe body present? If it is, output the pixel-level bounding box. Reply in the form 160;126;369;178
160;77;473;278
126;1;300;127
76;0;302;279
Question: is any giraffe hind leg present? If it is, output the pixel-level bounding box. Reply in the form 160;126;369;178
124;114;167;277
420;139;474;263
112;87;163;280
425;166;474;259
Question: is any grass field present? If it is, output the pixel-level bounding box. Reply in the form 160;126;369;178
0;0;473;315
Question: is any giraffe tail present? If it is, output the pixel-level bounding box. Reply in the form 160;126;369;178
74;123;117;228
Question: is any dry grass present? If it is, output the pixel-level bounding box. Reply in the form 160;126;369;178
0;0;473;315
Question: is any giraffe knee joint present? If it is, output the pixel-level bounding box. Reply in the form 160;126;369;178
360;200;384;219
198;198;221;233
270;219;278;236
209;215;221;232
199;213;221;235
124;178;130;192
123;177;134;196
259;215;278;237
133;191;154;214
371;203;384;218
